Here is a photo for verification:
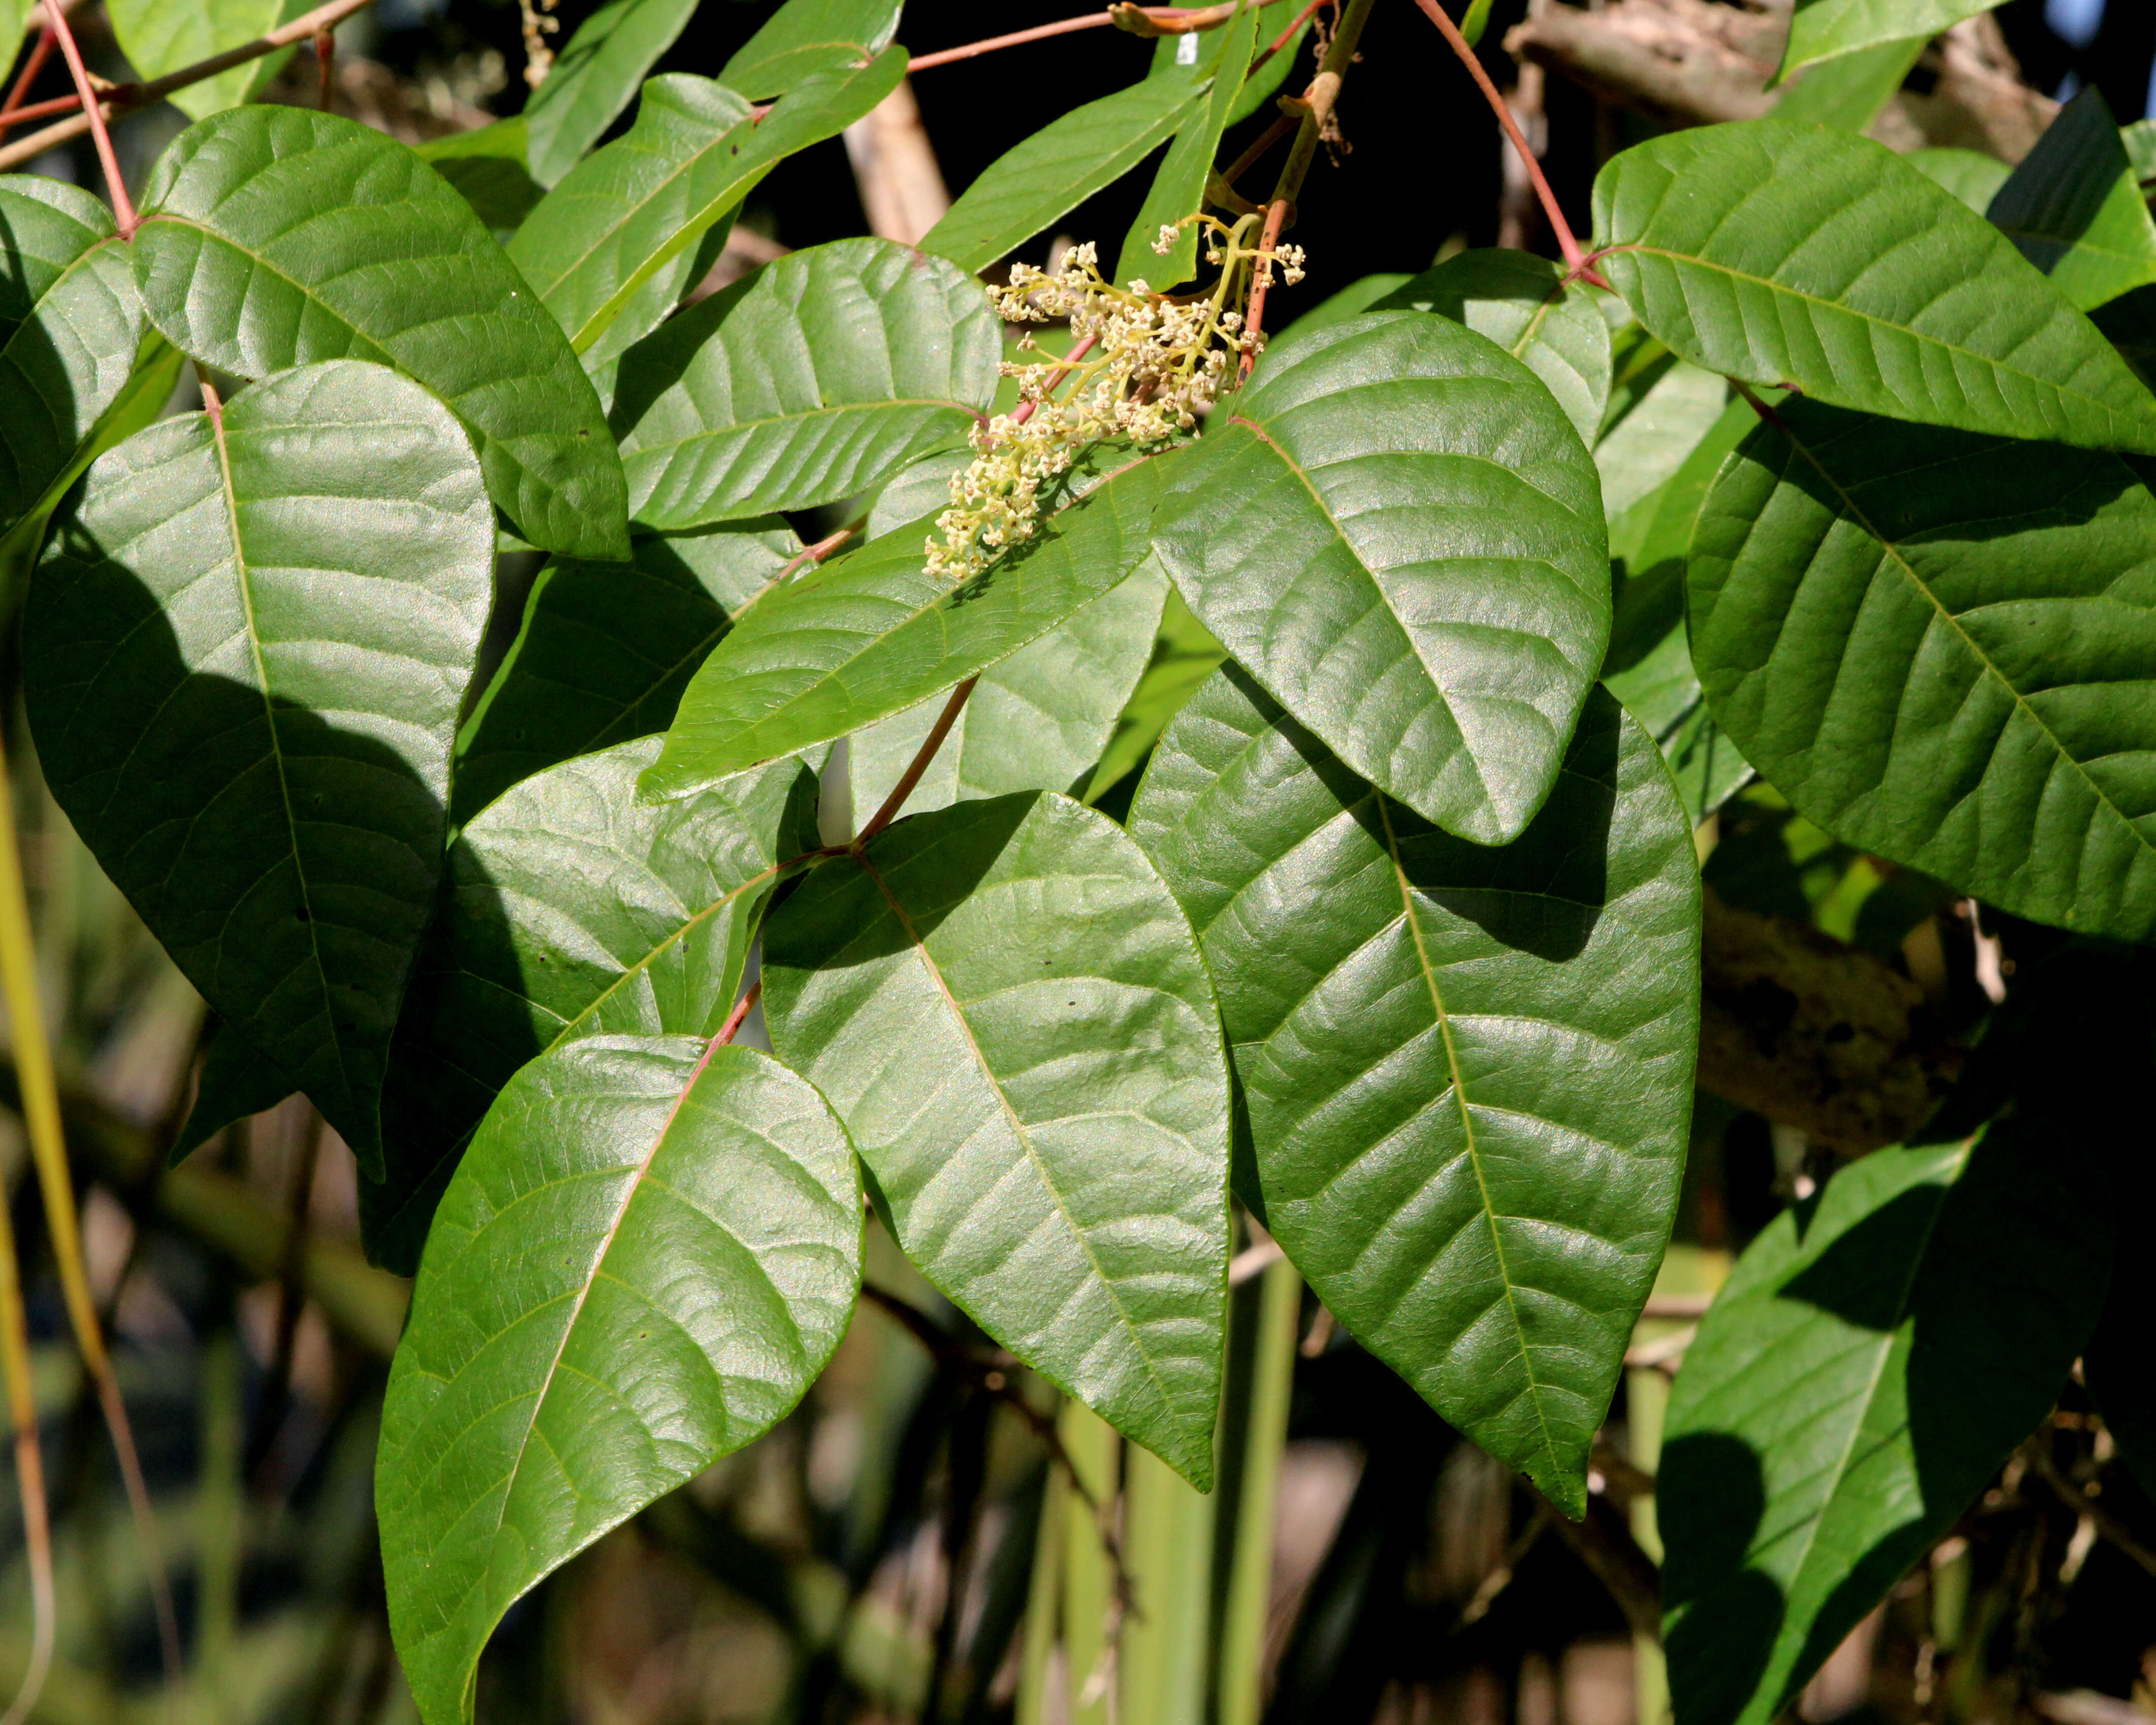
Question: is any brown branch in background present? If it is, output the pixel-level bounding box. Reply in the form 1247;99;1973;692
245;1106;325;1488
315;26;336;112
843;78;950;245
2028;1446;2156;1580
41;0;133;234
1495;0;1551;253
1540;1489;1664;1642
1;7;62;119
1504;1;2055;163
0;0;380;173
0;1203;56;1725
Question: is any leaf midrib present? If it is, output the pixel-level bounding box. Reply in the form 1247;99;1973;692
1374;791;1562;1480
1616;244;2149;430
855;847;1187;1435
1760;417;2156;865
200;401;352;1118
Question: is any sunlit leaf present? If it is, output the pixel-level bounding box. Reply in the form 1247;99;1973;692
1774;0;2006;82
1129;673;1698;1512
25;361;495;1174
1117;0;1261;290
508;56;904;356
1906;145;2011;213
380;1036;861;1724
763;791;1231;1486
720;0;903;100
641;447;1171;803
524;0;700;187
1689;398;2156;940
613;238;998;529
132;106;630;561
1771;33;1926;132
1661;1125;2108;1725
108;0;298;119
1151;311;1610;845
1593;119;2156;455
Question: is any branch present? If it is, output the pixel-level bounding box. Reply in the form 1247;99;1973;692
0;0;377;174
908;4;1239;74
40;0;132;233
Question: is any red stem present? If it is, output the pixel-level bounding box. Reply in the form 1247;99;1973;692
2;20;58;118
714;980;762;1047
1217;110;1297;193
0;89;81;134
857;676;979;844
908;4;1235;73
1239;198;1292;381
1248;0;1329;75
1409;0;1582;271
1007;331;1100;429
41;1;133;236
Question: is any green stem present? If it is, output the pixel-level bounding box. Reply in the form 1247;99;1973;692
1122;1443;1216;1725
1017;1462;1069;1725
1060;1401;1121;1725
1217;1254;1301;1725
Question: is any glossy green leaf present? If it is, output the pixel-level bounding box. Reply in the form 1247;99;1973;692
1128;673;1698;1512
1599;362;1729;558
1660;1125;2110;1725
1775;0;2006;82
1771;33;1926;132
866;446;969;539
721;0;901;100
1368;249;1614;447
1275;271;1413;345
454;519;801;825
762;791;1231;1485
1906;145;2011;213
368;738;819;1273
613;238;998;530
921;72;1208;275
642;447;1171;802
415;121;545;234
24;360;494;1174
1689;398;2156;941
851;558;1170;816
0;176;169;545
524;0;700;188
1151;310;1611;847
1117;0;1261;290
508;55;904;356
1593;119;2156;455
379;1036;861;1725
132;106;630;562
108;0;296;119
1987;87;2156;313
1226;0;1312;123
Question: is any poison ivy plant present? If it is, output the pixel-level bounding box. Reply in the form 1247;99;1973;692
130;106;631;561
762;791;1232;1486
1151;309;1611;846
378;1035;862;1723
1592;120;2156;456
1660;1125;2110;1725
1688;398;2156;941
1129;673;1699;1512
611;237;999;529
25;360;494;1173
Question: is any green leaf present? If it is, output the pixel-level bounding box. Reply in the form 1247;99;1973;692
1906;145;2012;213
1775;0;2006;82
1226;0;1313;123
1688;397;2156;941
508;54;905;355
1986;88;2156;313
921;73;1209;275
415;119;544;234
1117;0;1261;290
1128;674;1698;1512
1771;32;1926;132
1593;119;2156;455
524;0;701;188
1275;271;1413;345
454;519;802;825
762;791;1231;1485
641;447;1171;803
108;0;298;119
2125;118;2156;186
1598;363;1729;557
368;738;819;1273
852;558;1170;816
1368;249;1614;447
2095;283;2156;393
1085;582;1226;801
172;1020;298;1165
721;0;902;100
379;1035;861;1725
1151;310;1611;846
24;361;494;1175
866;446;969;539
0;176;170;545
1660;1125;2110;1725
613;237;998;530
132;107;630;562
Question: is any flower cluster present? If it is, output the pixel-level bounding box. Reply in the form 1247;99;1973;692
924;216;1308;582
